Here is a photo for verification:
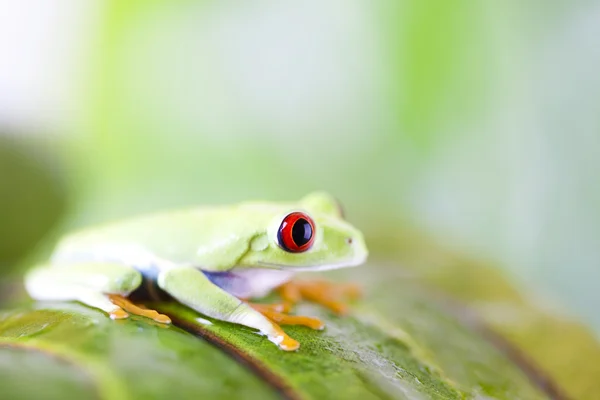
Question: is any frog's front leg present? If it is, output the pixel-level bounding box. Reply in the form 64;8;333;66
278;279;362;315
158;267;300;351
25;262;170;323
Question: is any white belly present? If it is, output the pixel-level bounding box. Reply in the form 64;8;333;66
203;268;295;299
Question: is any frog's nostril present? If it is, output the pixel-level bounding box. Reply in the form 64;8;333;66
346;237;353;245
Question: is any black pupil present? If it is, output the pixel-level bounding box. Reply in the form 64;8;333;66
292;218;312;246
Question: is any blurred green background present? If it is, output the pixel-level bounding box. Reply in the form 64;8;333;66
0;1;599;337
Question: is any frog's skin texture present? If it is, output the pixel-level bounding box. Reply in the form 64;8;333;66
25;192;368;351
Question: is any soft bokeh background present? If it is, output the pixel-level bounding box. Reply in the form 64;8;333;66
1;1;599;335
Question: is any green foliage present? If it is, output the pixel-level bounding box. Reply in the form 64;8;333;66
0;138;66;270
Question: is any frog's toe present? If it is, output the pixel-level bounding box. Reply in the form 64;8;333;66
252;307;324;330
247;302;292;314
267;310;324;330
267;324;301;351
108;294;171;324
109;308;129;320
278;336;300;351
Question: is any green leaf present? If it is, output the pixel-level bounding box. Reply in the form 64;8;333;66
0;263;557;400
0;305;277;400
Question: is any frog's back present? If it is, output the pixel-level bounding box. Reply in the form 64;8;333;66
50;203;286;269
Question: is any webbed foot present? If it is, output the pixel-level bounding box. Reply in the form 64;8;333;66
108;294;171;324
278;280;362;315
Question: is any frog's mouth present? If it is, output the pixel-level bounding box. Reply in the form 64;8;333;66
256;255;366;272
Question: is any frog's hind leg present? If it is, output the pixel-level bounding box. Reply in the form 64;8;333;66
25;262;168;323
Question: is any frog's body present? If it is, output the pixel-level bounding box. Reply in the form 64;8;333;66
25;192;368;351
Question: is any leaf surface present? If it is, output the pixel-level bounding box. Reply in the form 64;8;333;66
0;263;556;400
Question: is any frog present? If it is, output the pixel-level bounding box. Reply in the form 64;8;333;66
25;192;368;351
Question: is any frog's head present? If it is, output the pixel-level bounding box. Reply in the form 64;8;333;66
238;192;368;271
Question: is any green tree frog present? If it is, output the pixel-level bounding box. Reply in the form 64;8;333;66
25;192;368;351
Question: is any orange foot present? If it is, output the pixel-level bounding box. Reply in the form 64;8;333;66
268;322;300;351
277;280;362;315
243;301;325;351
108;294;171;324
247;302;324;330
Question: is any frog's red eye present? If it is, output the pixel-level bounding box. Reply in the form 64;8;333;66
277;212;315;253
